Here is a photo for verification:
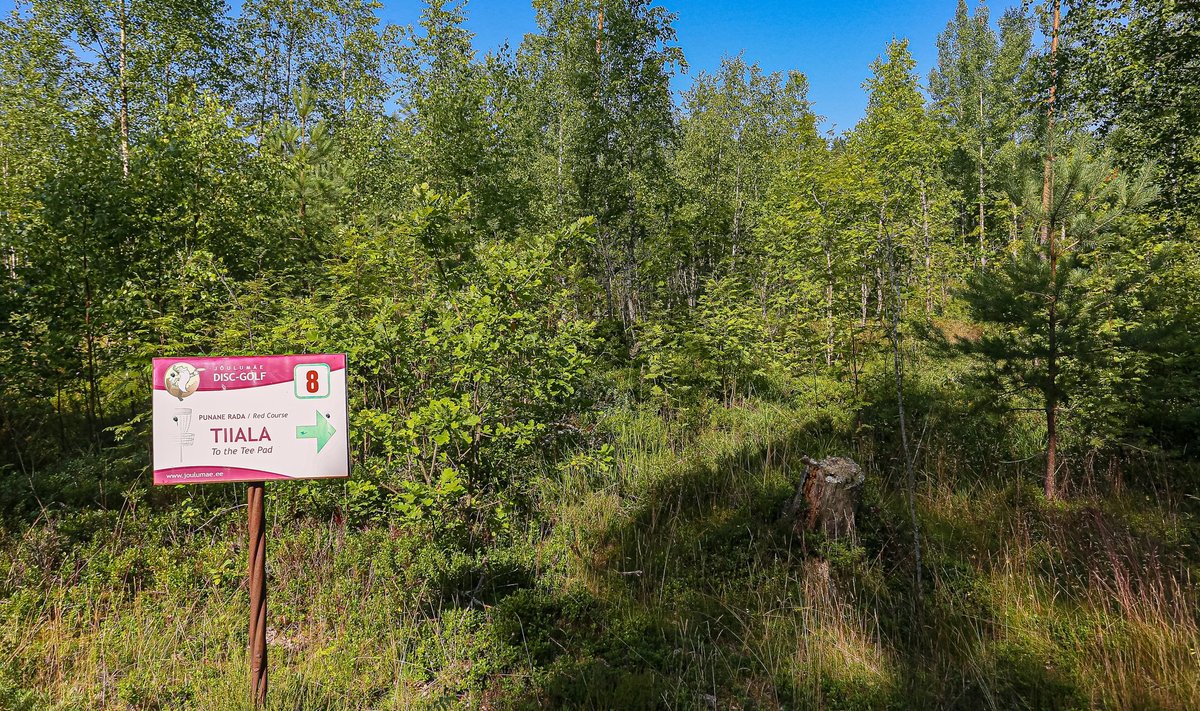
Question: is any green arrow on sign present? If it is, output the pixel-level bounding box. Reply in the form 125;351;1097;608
296;410;336;453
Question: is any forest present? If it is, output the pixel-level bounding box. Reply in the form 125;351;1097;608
1;0;1199;707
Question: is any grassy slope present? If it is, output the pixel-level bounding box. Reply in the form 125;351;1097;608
3;383;1200;709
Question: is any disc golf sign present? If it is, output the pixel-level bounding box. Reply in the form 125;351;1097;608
152;354;349;484
151;353;349;706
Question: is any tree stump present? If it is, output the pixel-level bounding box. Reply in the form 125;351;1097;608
784;455;864;539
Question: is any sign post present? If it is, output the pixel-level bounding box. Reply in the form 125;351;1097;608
248;481;267;705
152;354;350;707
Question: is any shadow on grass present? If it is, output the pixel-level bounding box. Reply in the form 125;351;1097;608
489;415;1106;710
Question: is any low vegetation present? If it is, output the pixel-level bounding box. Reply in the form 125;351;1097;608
5;366;1200;708
3;0;1200;708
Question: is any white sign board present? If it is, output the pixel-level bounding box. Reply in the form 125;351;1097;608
152;354;350;485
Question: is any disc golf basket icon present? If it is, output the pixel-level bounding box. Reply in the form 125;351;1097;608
172;408;195;462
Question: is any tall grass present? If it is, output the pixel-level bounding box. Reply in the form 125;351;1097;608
3;394;1199;709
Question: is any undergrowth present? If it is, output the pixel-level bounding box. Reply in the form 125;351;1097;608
3;378;1199;709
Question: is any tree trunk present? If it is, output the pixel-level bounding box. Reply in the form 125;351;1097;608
921;180;932;313
978;89;986;267
1041;0;1061;499
731;161;743;262
825;241;835;366
860;278;868;326
556;116;565;218
340;36;349;115
82;253;100;450
118;0;129;177
284;17;295;123
883;218;923;598
596;6;603;55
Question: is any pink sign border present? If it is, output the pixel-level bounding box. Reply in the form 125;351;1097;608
152;353;350;486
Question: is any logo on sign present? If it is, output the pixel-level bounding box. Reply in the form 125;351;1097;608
164;362;202;400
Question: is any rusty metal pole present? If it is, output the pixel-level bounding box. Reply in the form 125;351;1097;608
247;482;268;706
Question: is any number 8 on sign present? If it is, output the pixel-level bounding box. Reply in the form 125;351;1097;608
294;363;330;398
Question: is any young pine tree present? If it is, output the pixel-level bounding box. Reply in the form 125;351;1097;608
959;141;1156;497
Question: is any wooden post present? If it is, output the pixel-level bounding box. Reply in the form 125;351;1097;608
247;482;268;706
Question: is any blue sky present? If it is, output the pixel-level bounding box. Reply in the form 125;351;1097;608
378;0;1025;134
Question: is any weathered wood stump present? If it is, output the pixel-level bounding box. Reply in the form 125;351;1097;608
783;455;864;539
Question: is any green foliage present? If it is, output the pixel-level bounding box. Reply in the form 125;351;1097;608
930;0;1034;262
639;275;779;406
2;0;1200;708
1065;0;1200;227
959;140;1158;453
